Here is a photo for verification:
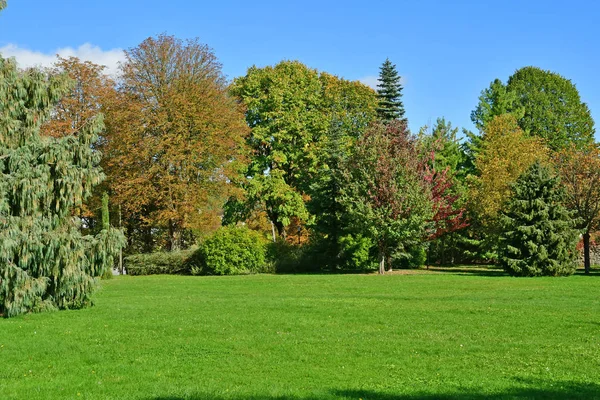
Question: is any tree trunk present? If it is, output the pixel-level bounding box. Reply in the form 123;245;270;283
583;231;591;275
270;220;277;243
118;204;124;275
168;219;180;252
378;253;385;275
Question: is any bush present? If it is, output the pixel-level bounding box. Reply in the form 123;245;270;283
266;239;315;273
190;227;268;275
393;243;428;269
125;249;196;276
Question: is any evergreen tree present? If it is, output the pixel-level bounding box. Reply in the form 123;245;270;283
499;162;578;277
376;59;406;123
307;120;350;269
0;57;124;317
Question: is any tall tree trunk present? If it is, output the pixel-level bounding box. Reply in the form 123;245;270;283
378;252;385;275
118;204;124;274
168;219;180;252
583;231;591;275
270;220;277;243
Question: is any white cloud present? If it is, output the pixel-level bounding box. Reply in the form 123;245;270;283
0;43;125;76
359;75;380;90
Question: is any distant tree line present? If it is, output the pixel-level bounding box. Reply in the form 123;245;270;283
1;17;599;315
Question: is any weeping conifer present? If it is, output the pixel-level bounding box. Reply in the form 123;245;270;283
0;57;124;317
499;162;578;276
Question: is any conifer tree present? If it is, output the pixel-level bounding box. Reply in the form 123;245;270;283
376;58;406;123
499;162;578;277
0;57;124;317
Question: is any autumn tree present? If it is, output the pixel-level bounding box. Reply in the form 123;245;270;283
556;144;600;274
0;57;124;317
414;119;469;264
472;67;595;150
376;58;406;123
499;162;578;276
469;114;548;230
41;57;115;139
102;35;248;251
228;61;377;238
341;121;432;274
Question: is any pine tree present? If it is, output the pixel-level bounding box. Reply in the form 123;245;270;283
376;58;406;123
499;162;578;277
0;57;124;317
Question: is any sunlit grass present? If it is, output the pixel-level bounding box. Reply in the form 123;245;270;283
2;272;600;399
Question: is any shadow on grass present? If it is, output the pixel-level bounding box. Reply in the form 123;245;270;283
149;378;600;399
426;265;507;277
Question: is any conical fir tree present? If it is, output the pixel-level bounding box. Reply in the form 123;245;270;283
0;57;125;317
499;162;578;276
376;58;406;123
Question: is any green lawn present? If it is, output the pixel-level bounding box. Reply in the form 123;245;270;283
2;271;600;399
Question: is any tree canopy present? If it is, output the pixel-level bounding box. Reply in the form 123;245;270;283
228;60;377;238
472;67;595;150
102;35;248;251
469;114;548;229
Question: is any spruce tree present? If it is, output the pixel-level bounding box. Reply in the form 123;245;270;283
376;58;406;123
0;57;124;317
499;162;578;277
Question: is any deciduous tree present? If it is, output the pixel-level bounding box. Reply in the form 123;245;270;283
228;61;377;238
472;67;595;150
555;144;600;274
102;35;248;251
469;114;548;229
341;121;432;274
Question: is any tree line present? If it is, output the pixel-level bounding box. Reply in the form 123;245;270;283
1;26;599;315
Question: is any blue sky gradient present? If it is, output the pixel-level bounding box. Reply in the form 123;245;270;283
1;0;598;136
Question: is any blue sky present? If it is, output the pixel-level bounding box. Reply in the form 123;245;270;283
1;0;598;136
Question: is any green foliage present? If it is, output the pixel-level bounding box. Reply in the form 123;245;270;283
470;78;523;131
0;57;124;317
124;249;196;276
394;243;428;269
376;58;406;122
472;67;595;151
191;227;267;275
228;61;377;237
499;162;579;276
266;240;312;274
224;171;309;237
341;121;433;272
338;234;377;271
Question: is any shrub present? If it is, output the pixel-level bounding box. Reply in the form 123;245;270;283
190;227;267;275
393;243;428;269
125;249;196;276
266;239;316;273
339;234;377;271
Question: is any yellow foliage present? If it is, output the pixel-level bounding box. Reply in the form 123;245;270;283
470;114;549;227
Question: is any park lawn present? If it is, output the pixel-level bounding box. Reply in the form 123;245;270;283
1;271;600;399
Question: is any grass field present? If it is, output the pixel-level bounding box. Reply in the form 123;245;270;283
2;270;600;399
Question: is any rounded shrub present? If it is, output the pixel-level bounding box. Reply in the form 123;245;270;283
191;227;267;275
